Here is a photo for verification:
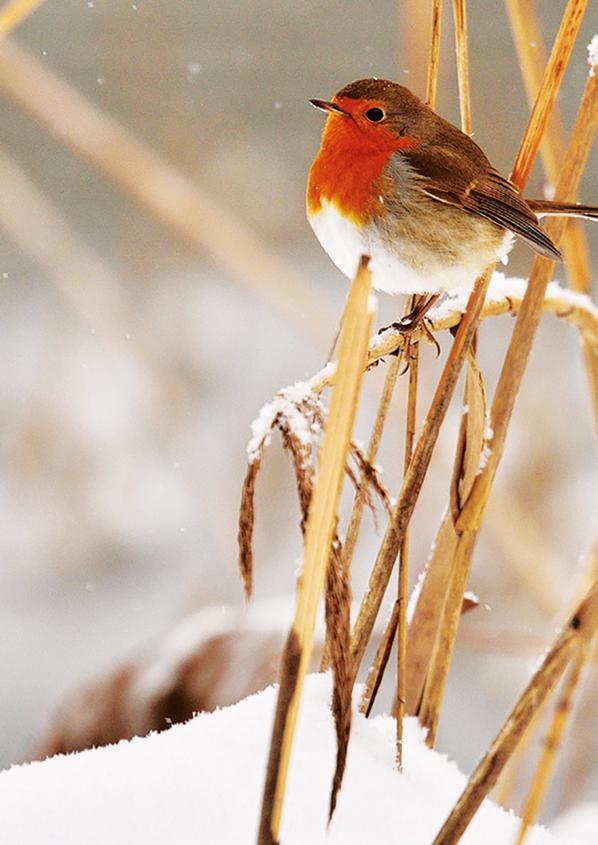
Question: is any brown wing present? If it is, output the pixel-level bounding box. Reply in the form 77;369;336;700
402;145;562;261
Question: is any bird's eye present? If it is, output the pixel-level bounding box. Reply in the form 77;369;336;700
365;107;385;122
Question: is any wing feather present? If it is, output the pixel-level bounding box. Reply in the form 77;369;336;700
402;147;562;261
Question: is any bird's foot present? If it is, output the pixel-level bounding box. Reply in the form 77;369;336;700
378;313;440;367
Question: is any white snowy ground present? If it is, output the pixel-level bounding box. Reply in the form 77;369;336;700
0;673;593;844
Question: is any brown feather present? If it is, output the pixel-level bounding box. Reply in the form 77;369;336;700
401;145;562;261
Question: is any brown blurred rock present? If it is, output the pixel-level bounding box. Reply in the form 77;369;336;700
35;602;322;760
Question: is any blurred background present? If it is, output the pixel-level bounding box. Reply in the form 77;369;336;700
1;0;597;825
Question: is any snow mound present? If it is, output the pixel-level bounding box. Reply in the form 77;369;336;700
0;674;567;844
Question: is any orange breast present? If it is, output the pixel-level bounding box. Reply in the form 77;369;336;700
307;118;392;226
307;115;412;225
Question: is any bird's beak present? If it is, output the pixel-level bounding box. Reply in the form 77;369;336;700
309;99;348;116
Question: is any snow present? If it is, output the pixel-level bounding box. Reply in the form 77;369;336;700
0;673;577;845
552;803;598;842
427;272;598;325
477;413;494;474
588;35;598;76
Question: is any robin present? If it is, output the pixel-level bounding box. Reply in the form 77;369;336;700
307;78;598;326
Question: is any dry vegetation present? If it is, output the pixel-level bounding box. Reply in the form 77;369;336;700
237;1;598;843
1;0;597;843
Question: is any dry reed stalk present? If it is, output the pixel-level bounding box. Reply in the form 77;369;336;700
458;35;597;535
343;355;402;573
431;579;598;845
514;651;589;845
320;353;401;673
0;39;332;345
395;352;418;768
426;0;443;108
509;0;587;187
506;0;598;435
404;0;487;718
505;0;591;291
451;0;471;135
395;0;445;769
497;531;598;810
0;0;44;36
348;0;491;686
350;0;585;687
360;599;400;717
360;0;444;724
257;258;373;845
348;266;492;679
416;0;590;744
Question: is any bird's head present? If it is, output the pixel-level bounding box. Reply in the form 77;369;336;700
310;78;429;152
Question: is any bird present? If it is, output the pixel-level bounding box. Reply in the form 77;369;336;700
307;78;598;324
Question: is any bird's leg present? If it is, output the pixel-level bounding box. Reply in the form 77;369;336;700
379;293;441;362
398;293;440;329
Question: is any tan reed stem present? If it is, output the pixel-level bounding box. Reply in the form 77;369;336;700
505;0;591;291
360;0;443;718
350;0;586;688
360;599;400;717
514;651;589;845
451;0;471;135
506;0;598;434
342;355;402;578
431;579;598;845
288;286;598;401
510;0;587;187
417;0;591;746
319;352;401;673
257;258;373;845
0;39;332;345
426;0;443;109
0;0;44;36
395;352;418;768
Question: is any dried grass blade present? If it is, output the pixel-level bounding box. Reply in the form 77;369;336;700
257;258;373;845
0;0;44;36
431;580;598;845
324;540;352;821
0;39;333;345
510;0;588;188
238;459;262;599
417;2;592;744
514;650;590;845
339;355;401;585
505;0;591;291
349;266;492;680
395;345;419;767
459;48;598;533
360;599;400;717
426;0;443;109
506;0;598;433
451;0;472;135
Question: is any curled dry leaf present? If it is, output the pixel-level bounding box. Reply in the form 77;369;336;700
238;384;389;600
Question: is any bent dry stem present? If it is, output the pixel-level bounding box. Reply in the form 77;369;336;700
257;258;373;845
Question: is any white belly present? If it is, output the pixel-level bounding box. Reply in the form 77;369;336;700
309;200;512;296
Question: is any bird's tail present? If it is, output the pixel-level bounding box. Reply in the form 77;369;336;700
527;199;598;220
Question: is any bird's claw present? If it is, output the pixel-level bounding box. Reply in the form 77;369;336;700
378;315;440;370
